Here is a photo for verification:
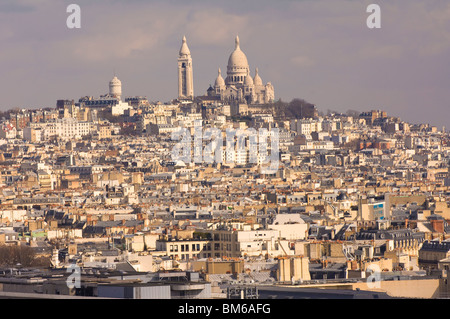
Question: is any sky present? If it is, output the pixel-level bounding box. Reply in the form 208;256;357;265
0;0;449;128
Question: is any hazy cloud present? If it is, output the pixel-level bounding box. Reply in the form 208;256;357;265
291;56;315;68
0;0;449;128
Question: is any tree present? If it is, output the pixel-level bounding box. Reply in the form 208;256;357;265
0;245;48;267
346;109;360;118
286;98;317;119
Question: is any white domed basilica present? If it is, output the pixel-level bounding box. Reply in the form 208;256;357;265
212;36;274;104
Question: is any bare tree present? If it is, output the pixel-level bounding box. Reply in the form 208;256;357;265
0;245;44;267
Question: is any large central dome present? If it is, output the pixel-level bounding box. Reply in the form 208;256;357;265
227;36;249;80
210;35;275;104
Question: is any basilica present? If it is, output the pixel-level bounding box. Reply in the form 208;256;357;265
178;36;274;105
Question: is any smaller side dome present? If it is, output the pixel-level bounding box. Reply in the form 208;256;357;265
244;75;254;86
214;68;225;87
253;68;263;86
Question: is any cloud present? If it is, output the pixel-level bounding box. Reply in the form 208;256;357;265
357;44;403;60
0;0;450;128
0;0;53;13
291;55;315;68
61;28;160;62
183;8;250;47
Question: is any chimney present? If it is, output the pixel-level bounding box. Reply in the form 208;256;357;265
431;219;444;233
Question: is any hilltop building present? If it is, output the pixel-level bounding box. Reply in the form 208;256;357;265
211;36;274;104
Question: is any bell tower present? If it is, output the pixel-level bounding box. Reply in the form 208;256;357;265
178;36;194;100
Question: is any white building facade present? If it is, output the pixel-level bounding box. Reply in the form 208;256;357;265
212;36;274;105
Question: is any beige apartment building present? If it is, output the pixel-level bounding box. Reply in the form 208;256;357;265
155;222;295;261
199;225;294;259
155;239;211;260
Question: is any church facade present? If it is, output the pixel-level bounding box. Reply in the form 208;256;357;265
212;36;274;105
177;36;274;105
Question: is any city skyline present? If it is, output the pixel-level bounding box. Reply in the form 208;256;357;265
0;1;450;302
0;0;449;129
